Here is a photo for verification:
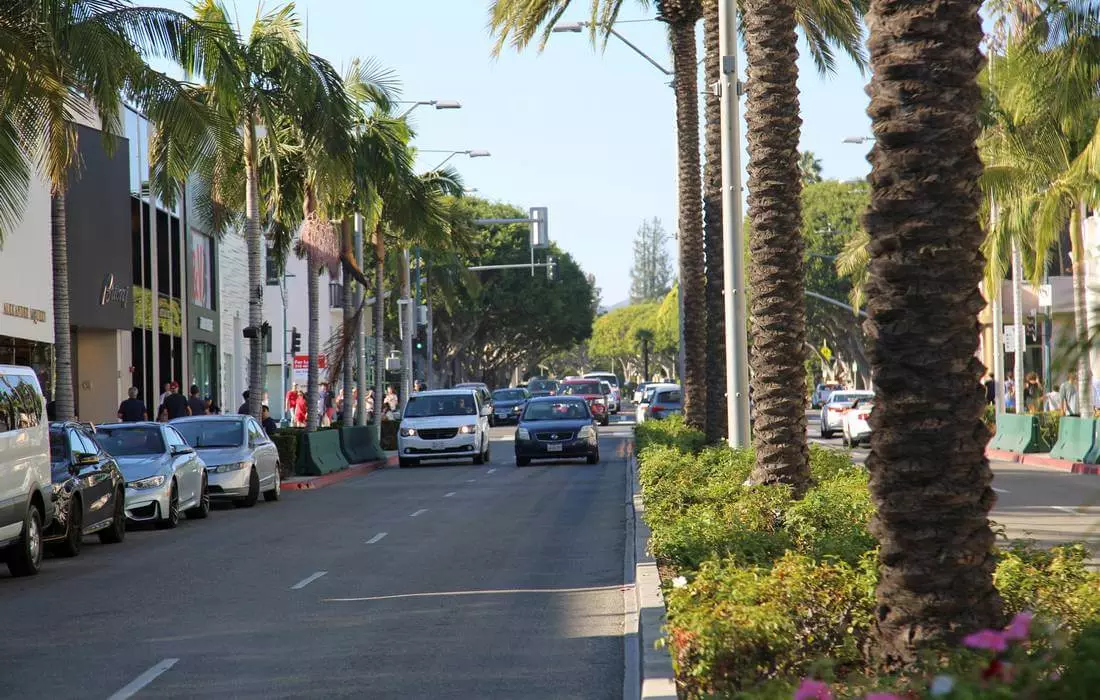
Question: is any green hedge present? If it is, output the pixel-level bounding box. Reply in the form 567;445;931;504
271;428;302;478
636;421;1100;697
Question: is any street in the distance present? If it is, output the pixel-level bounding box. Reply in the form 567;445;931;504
0;422;635;699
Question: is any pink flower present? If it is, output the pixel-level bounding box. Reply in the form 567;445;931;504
794;679;833;700
963;629;1008;652
865;694;901;700
1004;611;1034;641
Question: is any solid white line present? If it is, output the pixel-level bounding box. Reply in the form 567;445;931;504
290;571;328;590
444;492;456;498
487;468;497;474
366;532;387;544
410;509;428;517
465;479;477;483
324;584;625;603
106;658;179;700
992;487;1009;494
1053;506;1080;516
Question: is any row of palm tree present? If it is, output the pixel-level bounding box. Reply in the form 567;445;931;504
487;0;1089;663
0;1;468;437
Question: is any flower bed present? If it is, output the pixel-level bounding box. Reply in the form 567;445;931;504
634;417;1100;698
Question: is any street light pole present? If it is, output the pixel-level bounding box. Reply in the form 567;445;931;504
719;0;751;447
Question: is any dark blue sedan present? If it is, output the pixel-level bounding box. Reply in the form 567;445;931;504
514;396;600;466
491;388;530;425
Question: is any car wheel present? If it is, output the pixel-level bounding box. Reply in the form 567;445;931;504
156;481;180;529
186;475;211;519
53;498;83;558
6;503;43;577
398;457;419;468
516;455;530;467
234;469;260;508
473;442;486;465
586;451;600;465
263;468;281;502
98;489;126;544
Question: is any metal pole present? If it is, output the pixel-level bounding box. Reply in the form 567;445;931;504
990;198;1005;414
720;0;750;447
280;276;288;422
426;297;435;388
355;212;366;425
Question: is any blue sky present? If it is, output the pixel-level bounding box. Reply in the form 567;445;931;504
157;1;873;305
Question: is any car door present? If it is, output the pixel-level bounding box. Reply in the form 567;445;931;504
163;427;199;507
71;430;112;529
247;419;277;487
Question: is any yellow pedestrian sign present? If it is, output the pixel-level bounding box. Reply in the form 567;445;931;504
820;345;832;362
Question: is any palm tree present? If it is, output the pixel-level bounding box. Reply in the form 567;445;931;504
798;150;823;185
862;0;1003;663
635;327;654;380
169;1;352;419
0;1;218;421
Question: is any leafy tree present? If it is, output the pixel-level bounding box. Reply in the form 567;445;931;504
799;151;823;185
628;217;673;302
589;302;658;376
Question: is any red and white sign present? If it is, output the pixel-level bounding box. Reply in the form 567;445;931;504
292;354;327;381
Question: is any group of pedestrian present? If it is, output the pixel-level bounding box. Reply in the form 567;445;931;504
118;382;222;423
983;369;1100;416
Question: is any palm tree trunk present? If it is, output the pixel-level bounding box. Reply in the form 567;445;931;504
400;248;413;409
702;0;726;443
664;12;707;431
1010;239;1025;411
864;0;1002;664
50;190;74;421
341;219;354;423
306;252;320;431
1072;201;1091;414
244;120;263;419
742;0;810;494
355;214;367;425
373;223;386;439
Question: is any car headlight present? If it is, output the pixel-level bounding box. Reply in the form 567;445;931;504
458;424;477;434
128;475;166;490
400;427;417;437
512;404;523;412
578;425;596;439
517;427;530;440
213;462;249;473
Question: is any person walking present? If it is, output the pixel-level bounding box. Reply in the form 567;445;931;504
162;382;190;419
261;405;278;436
384;385;399;414
187;385;207;417
294;390;308;427
1024;372;1044;414
117;387;148;422
286;383;299;415
1060;371;1080;417
238;390;250;416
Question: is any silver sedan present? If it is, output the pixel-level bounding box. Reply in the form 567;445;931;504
170;415;281;507
95;423;210;529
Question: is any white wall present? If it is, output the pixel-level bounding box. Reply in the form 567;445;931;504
265;250;341;385
0;176;53;344
218;229;249;412
76;328;130;424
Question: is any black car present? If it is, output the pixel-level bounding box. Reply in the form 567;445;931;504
514;396;600;466
526;378;560;398
491;388;530;425
45;422;127;556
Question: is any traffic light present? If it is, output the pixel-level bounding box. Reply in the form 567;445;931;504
290;327;301;353
414;328;425;352
546;255;557;281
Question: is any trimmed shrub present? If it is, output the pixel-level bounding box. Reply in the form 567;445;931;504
635;414;707;453
996;542;1100;637
271;428;301;477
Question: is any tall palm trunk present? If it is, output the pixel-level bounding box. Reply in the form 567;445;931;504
1010;240;1025;411
864;0;1002;664
50;190;74;421
306;251;320;431
658;1;706;430
702;0;726;443
1072;201;1091;414
341;219;354;423
742;0;810;495
400;248;413;409
244;121;264;419
373;222;386;439
355;214;367;425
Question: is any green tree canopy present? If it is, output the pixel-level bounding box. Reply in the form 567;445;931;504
629;217;673;302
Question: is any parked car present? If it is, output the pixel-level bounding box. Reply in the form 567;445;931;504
171;415;281;507
560;378;610;426
811;382;844;409
527;378;560;398
0;366;54;576
584;372;621;413
633;382;653;404
45;422;127;557
638;385;682;422
96;422;210;528
454;382;495;425
397;389;491;467
841;397;874;448
819;390;874;438
514;396;600;466
491;388;530;425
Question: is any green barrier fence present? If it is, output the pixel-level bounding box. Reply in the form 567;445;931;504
339;426;384;465
989;413;1045;454
1049;416;1097;464
294;429;350;476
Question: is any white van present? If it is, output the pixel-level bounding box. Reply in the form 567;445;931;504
0;366;54;576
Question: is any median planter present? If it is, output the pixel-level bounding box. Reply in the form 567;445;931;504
339;425;384;464
294;429;350;476
271;428;302;477
380;420;399;451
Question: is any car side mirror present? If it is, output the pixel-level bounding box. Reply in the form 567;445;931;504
71;453;98;470
481;405;492;417
171;444;192;456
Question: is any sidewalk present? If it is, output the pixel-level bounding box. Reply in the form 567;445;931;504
987;448;1100;475
282;452;398;490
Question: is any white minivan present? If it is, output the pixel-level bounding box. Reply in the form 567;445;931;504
0;366;54;577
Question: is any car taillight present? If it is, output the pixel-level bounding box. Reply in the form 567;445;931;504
857;412;870;421
651;405;663;414
828;406;846;413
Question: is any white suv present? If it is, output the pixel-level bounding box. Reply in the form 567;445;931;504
397;390;491;468
0;366;54;577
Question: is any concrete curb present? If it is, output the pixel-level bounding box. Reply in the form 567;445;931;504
986;448;1022;463
282;454;397;490
985;448;1100;474
625;438;677;700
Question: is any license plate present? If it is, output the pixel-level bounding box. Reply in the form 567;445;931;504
547;443;563;452
433;441;446;450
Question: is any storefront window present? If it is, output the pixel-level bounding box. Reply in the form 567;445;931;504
190;231;213;309
0;336;54;400
191;341;217;402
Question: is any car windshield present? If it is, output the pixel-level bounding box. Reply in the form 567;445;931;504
523;400;589;421
528;380;557;392
405;395;478;418
587;374;619;387
656;390;682;403
493;389;526;401
830;392;872;405
562;381;602;396
96;426;165;456
173;421;244;448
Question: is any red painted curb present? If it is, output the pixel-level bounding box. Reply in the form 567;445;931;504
986;449;1022;463
1019;454;1100;475
282;454;398;491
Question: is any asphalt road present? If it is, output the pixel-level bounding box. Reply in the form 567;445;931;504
0;417;635;699
808;410;1100;561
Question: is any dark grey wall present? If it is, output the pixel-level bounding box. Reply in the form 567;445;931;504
66;124;133;330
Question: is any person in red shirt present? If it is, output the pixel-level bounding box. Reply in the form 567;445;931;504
286;383;299;416
294;391;308;427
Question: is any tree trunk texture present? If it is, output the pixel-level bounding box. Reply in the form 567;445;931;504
702;0;727;443
50;190;75;421
373;223;386;438
742;0;810;494
1010;240;1025;411
864;0;1003;665
664;11;707;431
1072;202;1091;414
245;122;264;419
341;219;354;424
306;251;320;431
400;248;413;409
354;215;367;425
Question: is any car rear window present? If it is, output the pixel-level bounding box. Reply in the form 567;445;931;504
97;426;166;456
562;381;602;395
656;390;682;403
